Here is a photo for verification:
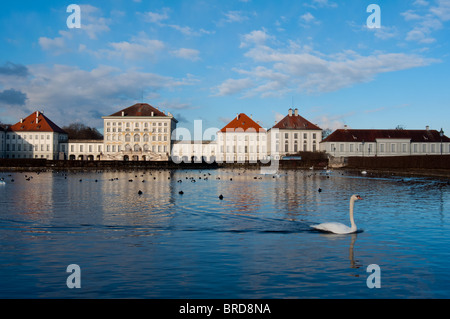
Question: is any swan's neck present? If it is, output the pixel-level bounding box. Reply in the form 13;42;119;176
349;198;357;231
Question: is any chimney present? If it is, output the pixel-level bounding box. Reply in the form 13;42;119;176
250;114;253;119
426;125;429;131
36;111;39;123
344;125;348;130
20;118;23;123
151;112;154;116
294;108;298;116
236;113;239;120
121;111;125;116
288;108;293;117
275;120;278;125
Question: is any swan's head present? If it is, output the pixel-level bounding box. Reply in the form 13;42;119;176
352;194;363;201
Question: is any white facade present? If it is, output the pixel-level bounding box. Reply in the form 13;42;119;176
268;108;322;157
320;128;450;157
172;140;216;163
0;127;5;158
67;140;104;160
4;111;68;160
216;131;269;163
101;105;177;161
5;131;68;159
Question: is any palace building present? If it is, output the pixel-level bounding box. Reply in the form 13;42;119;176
2;111;68;159
320;127;450;157
2;103;449;162
268;108;322;156
101;103;178;161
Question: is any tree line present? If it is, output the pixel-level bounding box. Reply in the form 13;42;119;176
61;123;103;140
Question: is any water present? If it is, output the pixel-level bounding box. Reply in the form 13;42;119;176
1;168;449;298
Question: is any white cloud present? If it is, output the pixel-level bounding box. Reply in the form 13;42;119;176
223;11;249;23
171;48;200;61
239;29;272;48
300;12;315;23
402;0;450;44
106;38;165;61
212;78;254;96
141;8;213;37
0;64;193;126
214;30;437;97
78;5;111;39
142;9;170;24
430;0;450;20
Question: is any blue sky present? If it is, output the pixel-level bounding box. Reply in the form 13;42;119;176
0;0;449;136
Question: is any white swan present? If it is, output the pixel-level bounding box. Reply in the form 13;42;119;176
311;194;363;234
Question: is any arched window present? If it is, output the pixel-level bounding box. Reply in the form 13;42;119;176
143;144;149;151
134;134;140;142
143;134;149;142
125;144;131;152
125;134;131;142
134;144;140;152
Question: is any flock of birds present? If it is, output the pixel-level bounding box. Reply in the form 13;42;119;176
0;168;372;234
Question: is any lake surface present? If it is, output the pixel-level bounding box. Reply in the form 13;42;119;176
1;168;449;298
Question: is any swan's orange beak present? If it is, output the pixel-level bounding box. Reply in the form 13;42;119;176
357;195;363;200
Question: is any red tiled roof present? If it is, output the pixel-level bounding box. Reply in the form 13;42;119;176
220;113;266;133
273;111;321;130
322;129;450;143
109;103;167;117
8;111;66;134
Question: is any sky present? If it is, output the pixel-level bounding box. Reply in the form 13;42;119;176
0;0;449;136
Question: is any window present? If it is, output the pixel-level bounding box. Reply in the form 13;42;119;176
380;144;385;153
313;133;316;139
285;142;289;152
47;145;50;151
339;144;344;152
422;144;427;153
285;133;289;139
125;134;131;142
350;144;354;152
402;144;407;153
89;145;92;152
391;144;396;153
134;134;140;142
431;144;436;153
143;134;149;142
80;145;83;152
71;145;74;152
413;144;418;153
